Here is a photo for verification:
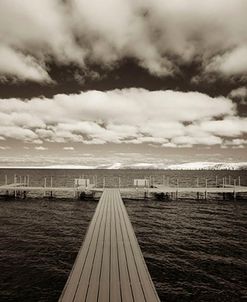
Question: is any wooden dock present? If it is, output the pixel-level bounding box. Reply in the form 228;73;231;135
59;189;160;302
0;174;246;201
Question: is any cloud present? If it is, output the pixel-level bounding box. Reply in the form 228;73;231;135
198;118;247;137
0;46;51;83
34;146;48;151
63;146;74;150
205;47;247;77
0;146;10;150
229;86;247;104
0;88;245;147
230;87;247;98
224;138;247;147
0;0;246;81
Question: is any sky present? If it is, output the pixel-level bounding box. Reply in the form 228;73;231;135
0;0;246;167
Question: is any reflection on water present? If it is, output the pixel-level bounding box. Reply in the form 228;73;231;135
0;169;247;302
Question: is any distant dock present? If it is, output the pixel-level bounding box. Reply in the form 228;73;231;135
0;175;246;200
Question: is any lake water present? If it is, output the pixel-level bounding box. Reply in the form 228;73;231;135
0;169;247;302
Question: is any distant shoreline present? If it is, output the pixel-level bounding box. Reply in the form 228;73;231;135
0;165;246;171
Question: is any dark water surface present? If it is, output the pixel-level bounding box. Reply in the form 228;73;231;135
0;169;247;302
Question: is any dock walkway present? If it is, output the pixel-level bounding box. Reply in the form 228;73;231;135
59;189;160;302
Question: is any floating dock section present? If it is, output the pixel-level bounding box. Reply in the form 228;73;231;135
59;189;160;302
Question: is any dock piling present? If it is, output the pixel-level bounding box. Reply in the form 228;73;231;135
50;176;53;198
44;177;47;197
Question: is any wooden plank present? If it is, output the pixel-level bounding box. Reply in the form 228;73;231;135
73;192;108;302
84;191;109;301
97;190;112;301
113;190;134;302
109;190;121;302
114;189;146;302
59;191;106;302
116;190;160;302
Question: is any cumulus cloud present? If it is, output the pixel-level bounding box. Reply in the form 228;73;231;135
0;146;10;150
0;88;245;147
206;47;247;76
63;146;75;150
0;0;246;81
34;146;48;150
0;46;52;83
229;87;247;104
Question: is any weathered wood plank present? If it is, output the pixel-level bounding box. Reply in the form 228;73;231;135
109;190;122;302
59;193;106;302
73;193;108;302
114;189;146;302
117;190;160;301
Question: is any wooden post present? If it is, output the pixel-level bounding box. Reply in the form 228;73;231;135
44;177;47;197
205;178;208;188
14;174;17;197
205;190;207;200
27;175;30;186
238;176;241;187
50;176;53;197
175;190;178;200
5;175;7;185
73;180;76;198
95;175;97;188
177;178;179;188
223;177;225;188
233;179;236;200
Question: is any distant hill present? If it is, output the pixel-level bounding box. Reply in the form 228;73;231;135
166;162;247;170
1;162;246;170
